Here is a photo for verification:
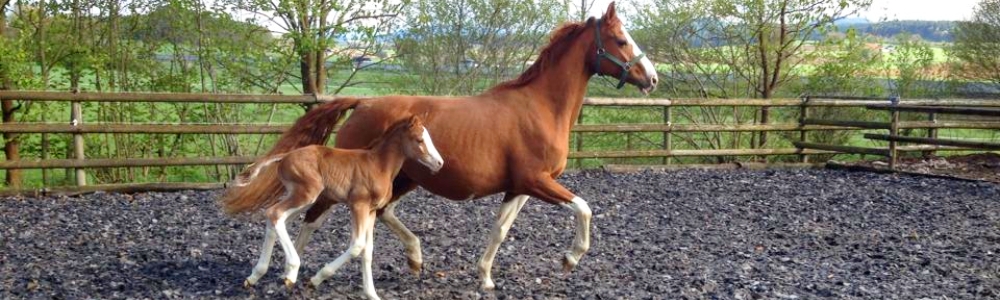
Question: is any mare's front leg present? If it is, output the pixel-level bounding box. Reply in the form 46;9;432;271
295;199;334;254
377;177;423;274
477;193;530;290
525;176;592;273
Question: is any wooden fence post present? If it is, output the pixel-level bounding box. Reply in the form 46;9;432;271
575;109;585;168
925;112;937;158
799;96;810;163
888;97;899;170
662;106;672;165
71;97;86;186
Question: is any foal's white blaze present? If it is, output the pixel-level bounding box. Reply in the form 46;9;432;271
421;127;444;171
621;26;658;91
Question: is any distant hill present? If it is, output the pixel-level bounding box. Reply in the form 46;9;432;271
837;20;955;42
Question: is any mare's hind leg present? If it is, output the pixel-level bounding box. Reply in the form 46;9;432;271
295;198;335;254
477;193;529;290
377;176;422;274
266;183;323;287
310;201;375;286
525;176;592;273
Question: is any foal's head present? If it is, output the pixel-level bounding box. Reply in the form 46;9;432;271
387;116;444;173
589;2;658;94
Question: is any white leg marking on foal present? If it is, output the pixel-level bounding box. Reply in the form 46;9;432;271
246;226;277;285
478;195;529;290
274;208;305;284
311;215;371;286
362;213;381;300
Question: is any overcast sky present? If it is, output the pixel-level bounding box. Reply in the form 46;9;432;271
586;0;980;21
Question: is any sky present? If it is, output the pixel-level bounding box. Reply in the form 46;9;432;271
585;0;980;21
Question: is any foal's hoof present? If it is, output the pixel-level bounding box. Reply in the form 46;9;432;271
561;254;578;274
284;279;296;289
243;279;254;288
480;281;496;291
408;259;423;276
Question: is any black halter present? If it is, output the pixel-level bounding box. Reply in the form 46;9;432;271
592;18;646;89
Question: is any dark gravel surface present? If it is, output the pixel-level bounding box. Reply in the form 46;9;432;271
2;169;1000;299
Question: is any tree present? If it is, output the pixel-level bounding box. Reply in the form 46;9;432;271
395;0;564;95
1;0;24;187
232;0;407;96
952;0;1000;85
634;0;871;152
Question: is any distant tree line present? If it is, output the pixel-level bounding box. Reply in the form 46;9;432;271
840;20;956;42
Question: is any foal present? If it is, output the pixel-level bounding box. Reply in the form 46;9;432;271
233;116;443;299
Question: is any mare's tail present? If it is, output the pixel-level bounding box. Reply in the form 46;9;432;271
219;97;363;215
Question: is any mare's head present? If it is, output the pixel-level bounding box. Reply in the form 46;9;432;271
589;2;658;94
388;116;444;173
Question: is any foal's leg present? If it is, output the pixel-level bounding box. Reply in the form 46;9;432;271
244;222;278;286
526;176;592;273
477;193;530;290
266;184;322;287
310;202;373;286
361;210;380;300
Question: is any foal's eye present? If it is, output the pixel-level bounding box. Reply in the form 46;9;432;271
416;139;424;143
616;39;628;47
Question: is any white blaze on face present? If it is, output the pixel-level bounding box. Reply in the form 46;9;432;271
421;127;444;169
620;25;658;88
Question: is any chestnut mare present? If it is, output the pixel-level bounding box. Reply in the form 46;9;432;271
230;116;443;300
221;2;657;292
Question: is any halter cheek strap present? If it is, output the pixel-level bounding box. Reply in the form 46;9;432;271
592;19;646;89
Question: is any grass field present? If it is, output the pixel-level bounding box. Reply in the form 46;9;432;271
4;55;998;187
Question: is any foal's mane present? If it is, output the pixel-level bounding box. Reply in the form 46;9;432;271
489;17;610;91
364;117;417;150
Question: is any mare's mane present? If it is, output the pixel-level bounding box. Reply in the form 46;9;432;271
489;16;616;92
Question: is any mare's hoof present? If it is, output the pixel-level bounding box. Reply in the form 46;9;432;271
561;254;578;274
284;279;296;289
243;279;254;288
480;282;496;291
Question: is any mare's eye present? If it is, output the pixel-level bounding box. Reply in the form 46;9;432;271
417;139;424;143
616;39;627;47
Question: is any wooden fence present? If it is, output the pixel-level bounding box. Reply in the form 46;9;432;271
0;91;998;194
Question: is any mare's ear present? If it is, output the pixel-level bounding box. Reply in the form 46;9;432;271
603;2;617;22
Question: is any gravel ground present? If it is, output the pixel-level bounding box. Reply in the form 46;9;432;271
2;169;1000;299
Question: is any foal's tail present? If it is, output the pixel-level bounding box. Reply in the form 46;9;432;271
219;97;363;215
232;154;287;187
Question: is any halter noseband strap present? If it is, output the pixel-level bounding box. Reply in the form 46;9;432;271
592;18;646;89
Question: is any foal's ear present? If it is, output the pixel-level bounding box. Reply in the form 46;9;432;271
407;115;422;128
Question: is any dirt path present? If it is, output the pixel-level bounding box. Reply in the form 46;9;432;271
2;169;999;299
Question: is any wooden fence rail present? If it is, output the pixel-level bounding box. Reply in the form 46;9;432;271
0;91;998;194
